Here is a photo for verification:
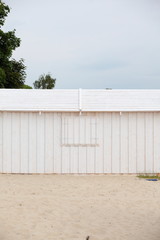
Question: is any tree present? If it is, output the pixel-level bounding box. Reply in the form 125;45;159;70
0;1;26;88
33;74;56;89
22;84;32;89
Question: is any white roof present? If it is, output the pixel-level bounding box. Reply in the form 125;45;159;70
0;89;160;112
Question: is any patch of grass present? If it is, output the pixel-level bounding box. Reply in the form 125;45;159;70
137;174;160;180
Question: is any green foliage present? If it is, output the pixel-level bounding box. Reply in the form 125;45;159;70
0;0;26;88
137;174;160;180
33;74;56;89
0;29;20;61
21;84;32;89
0;1;9;26
3;58;26;88
0;67;6;87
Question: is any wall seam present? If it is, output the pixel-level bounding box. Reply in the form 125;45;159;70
53;113;54;173
2;113;3;173
153;113;155;173
136;113;137;173
144;113;146;173
43;113;45;173
111;113;112;173
19;113;21;173
119;113;121;174
11;113;12;173
128;113;130;173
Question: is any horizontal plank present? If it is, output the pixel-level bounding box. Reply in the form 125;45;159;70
0;89;160;111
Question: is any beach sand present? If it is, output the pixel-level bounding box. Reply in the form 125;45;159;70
0;174;160;240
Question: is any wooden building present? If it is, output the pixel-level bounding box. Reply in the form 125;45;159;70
0;89;160;174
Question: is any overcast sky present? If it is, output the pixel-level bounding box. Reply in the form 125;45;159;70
3;0;160;89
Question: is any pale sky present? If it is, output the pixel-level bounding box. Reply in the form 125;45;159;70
3;0;160;89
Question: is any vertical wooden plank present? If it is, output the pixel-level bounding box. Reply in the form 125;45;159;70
86;113;95;173
86;146;95;173
154;113;160;173
78;113;87;173
95;113;103;173
3;112;12;173
61;145;70;173
61;115;66;145
103;113;112;173
68;113;74;145
111;113;120;173
54;113;62;173
85;113;91;145
79;114;86;144
120;113;129;173
128;113;137;173
45;113;54;173
70;146;79;173
90;114;96;145
145;113;154;173
61;113;70;173
70;113;79;173
67;113;76;173
79;146;87;173
20;113;29;173
137;113;145;173
11;113;20;173
73;114;79;145
36;113;45;173
0;113;3;172
28;113;37;173
64;115;69;145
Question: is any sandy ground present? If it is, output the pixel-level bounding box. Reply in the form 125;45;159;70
0;175;160;240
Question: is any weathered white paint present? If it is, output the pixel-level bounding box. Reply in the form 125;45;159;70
0;111;160;174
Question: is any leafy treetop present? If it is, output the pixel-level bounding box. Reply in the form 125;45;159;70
33;74;56;89
0;0;27;88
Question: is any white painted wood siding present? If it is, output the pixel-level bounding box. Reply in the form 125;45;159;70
0;112;160;174
82;90;160;111
1;89;160;112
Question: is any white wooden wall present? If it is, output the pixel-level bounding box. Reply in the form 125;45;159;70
0;112;160;174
